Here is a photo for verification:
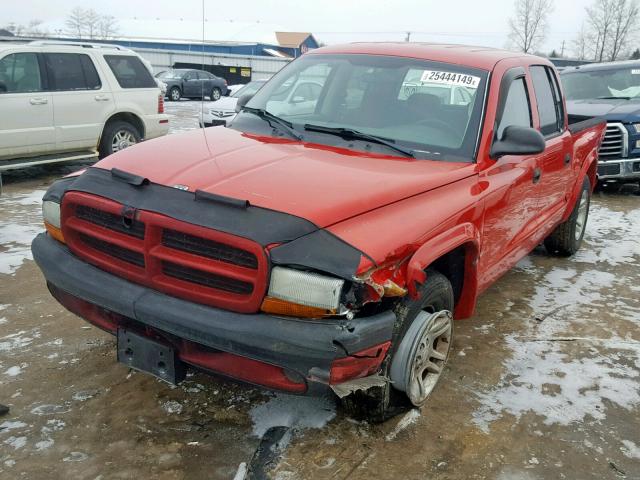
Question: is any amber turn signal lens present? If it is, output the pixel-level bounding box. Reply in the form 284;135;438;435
260;296;335;318
45;222;65;244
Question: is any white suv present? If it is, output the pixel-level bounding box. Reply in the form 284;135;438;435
0;41;169;171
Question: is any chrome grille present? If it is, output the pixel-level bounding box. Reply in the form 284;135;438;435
599;123;628;160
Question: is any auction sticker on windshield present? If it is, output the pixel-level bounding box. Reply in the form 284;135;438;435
419;70;481;89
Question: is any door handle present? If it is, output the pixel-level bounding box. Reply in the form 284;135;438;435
564;153;571;166
532;167;542;184
29;97;48;105
94;95;110;102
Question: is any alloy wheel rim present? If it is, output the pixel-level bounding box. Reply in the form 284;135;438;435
575;190;589;241
171;89;180;100
111;130;137;152
212;89;220;100
406;311;452;405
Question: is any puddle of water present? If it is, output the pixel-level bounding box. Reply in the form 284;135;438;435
249;393;336;437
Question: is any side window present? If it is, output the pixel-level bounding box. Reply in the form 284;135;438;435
496;77;532;140
103;55;156;89
547;67;565;130
0;53;42;93
531;66;562;136
45;53;99;91
80;55;101;90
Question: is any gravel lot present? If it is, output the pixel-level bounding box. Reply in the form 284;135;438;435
0;102;639;479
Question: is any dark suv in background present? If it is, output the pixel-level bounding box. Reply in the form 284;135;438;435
156;68;228;102
562;61;640;187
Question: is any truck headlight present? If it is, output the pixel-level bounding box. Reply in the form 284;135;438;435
261;267;344;318
43;200;65;243
633;123;640;133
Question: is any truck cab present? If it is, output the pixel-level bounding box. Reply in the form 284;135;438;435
562;60;640;186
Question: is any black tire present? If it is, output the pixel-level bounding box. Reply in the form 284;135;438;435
210;87;222;101
340;270;454;423
168;86;181;101
98;121;141;159
544;175;591;256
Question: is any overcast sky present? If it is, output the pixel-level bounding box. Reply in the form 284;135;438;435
6;0;594;55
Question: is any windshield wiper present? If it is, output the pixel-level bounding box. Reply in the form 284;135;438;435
240;106;302;140
303;124;415;158
596;96;632;100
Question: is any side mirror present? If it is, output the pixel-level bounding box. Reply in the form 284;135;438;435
235;93;254;113
490;126;545;159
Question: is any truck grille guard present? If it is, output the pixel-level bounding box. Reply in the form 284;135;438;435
60;191;269;313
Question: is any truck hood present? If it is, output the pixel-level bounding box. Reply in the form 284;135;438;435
95;127;477;227
567;98;640;121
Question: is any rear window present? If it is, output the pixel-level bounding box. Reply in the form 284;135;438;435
104;55;156;89
44;53;101;91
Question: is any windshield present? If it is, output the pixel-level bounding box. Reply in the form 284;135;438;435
157;70;186;80
232;54;488;161
232;81;265;98
562;67;640;100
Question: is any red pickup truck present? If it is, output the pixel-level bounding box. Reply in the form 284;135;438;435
32;43;605;421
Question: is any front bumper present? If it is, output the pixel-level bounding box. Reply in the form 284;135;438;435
597;158;640;181
32;233;395;394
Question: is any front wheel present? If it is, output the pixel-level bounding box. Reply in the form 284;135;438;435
544;175;591;256
210;87;222;101
98;121;141;159
340;270;454;423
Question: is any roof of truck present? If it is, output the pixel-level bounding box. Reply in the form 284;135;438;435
310;42;537;71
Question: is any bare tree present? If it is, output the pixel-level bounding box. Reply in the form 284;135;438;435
98;15;119;40
66;6;86;38
608;0;639;60
65;7;120;40
572;22;591;60
2;20;48;38
508;0;554;53
84;9;101;39
586;0;639;61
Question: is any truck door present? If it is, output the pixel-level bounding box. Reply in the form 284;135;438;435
529;65;572;221
478;68;543;287
0;51;55;159
44;52;115;152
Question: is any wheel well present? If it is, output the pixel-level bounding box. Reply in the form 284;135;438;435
102;112;145;141
428;242;478;319
430;245;466;305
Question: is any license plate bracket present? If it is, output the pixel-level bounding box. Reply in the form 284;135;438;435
117;329;185;385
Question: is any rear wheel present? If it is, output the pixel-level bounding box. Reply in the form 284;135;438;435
340;270;454;423
168;86;181;101
210;87;222;101
98;121;141;159
544;175;591;256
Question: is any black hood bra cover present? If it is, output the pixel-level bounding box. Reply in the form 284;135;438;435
45;167;369;280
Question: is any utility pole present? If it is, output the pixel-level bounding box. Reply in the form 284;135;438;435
405;31;411;42
560;40;565;57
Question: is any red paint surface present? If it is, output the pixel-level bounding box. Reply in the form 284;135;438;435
329;342;391;385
